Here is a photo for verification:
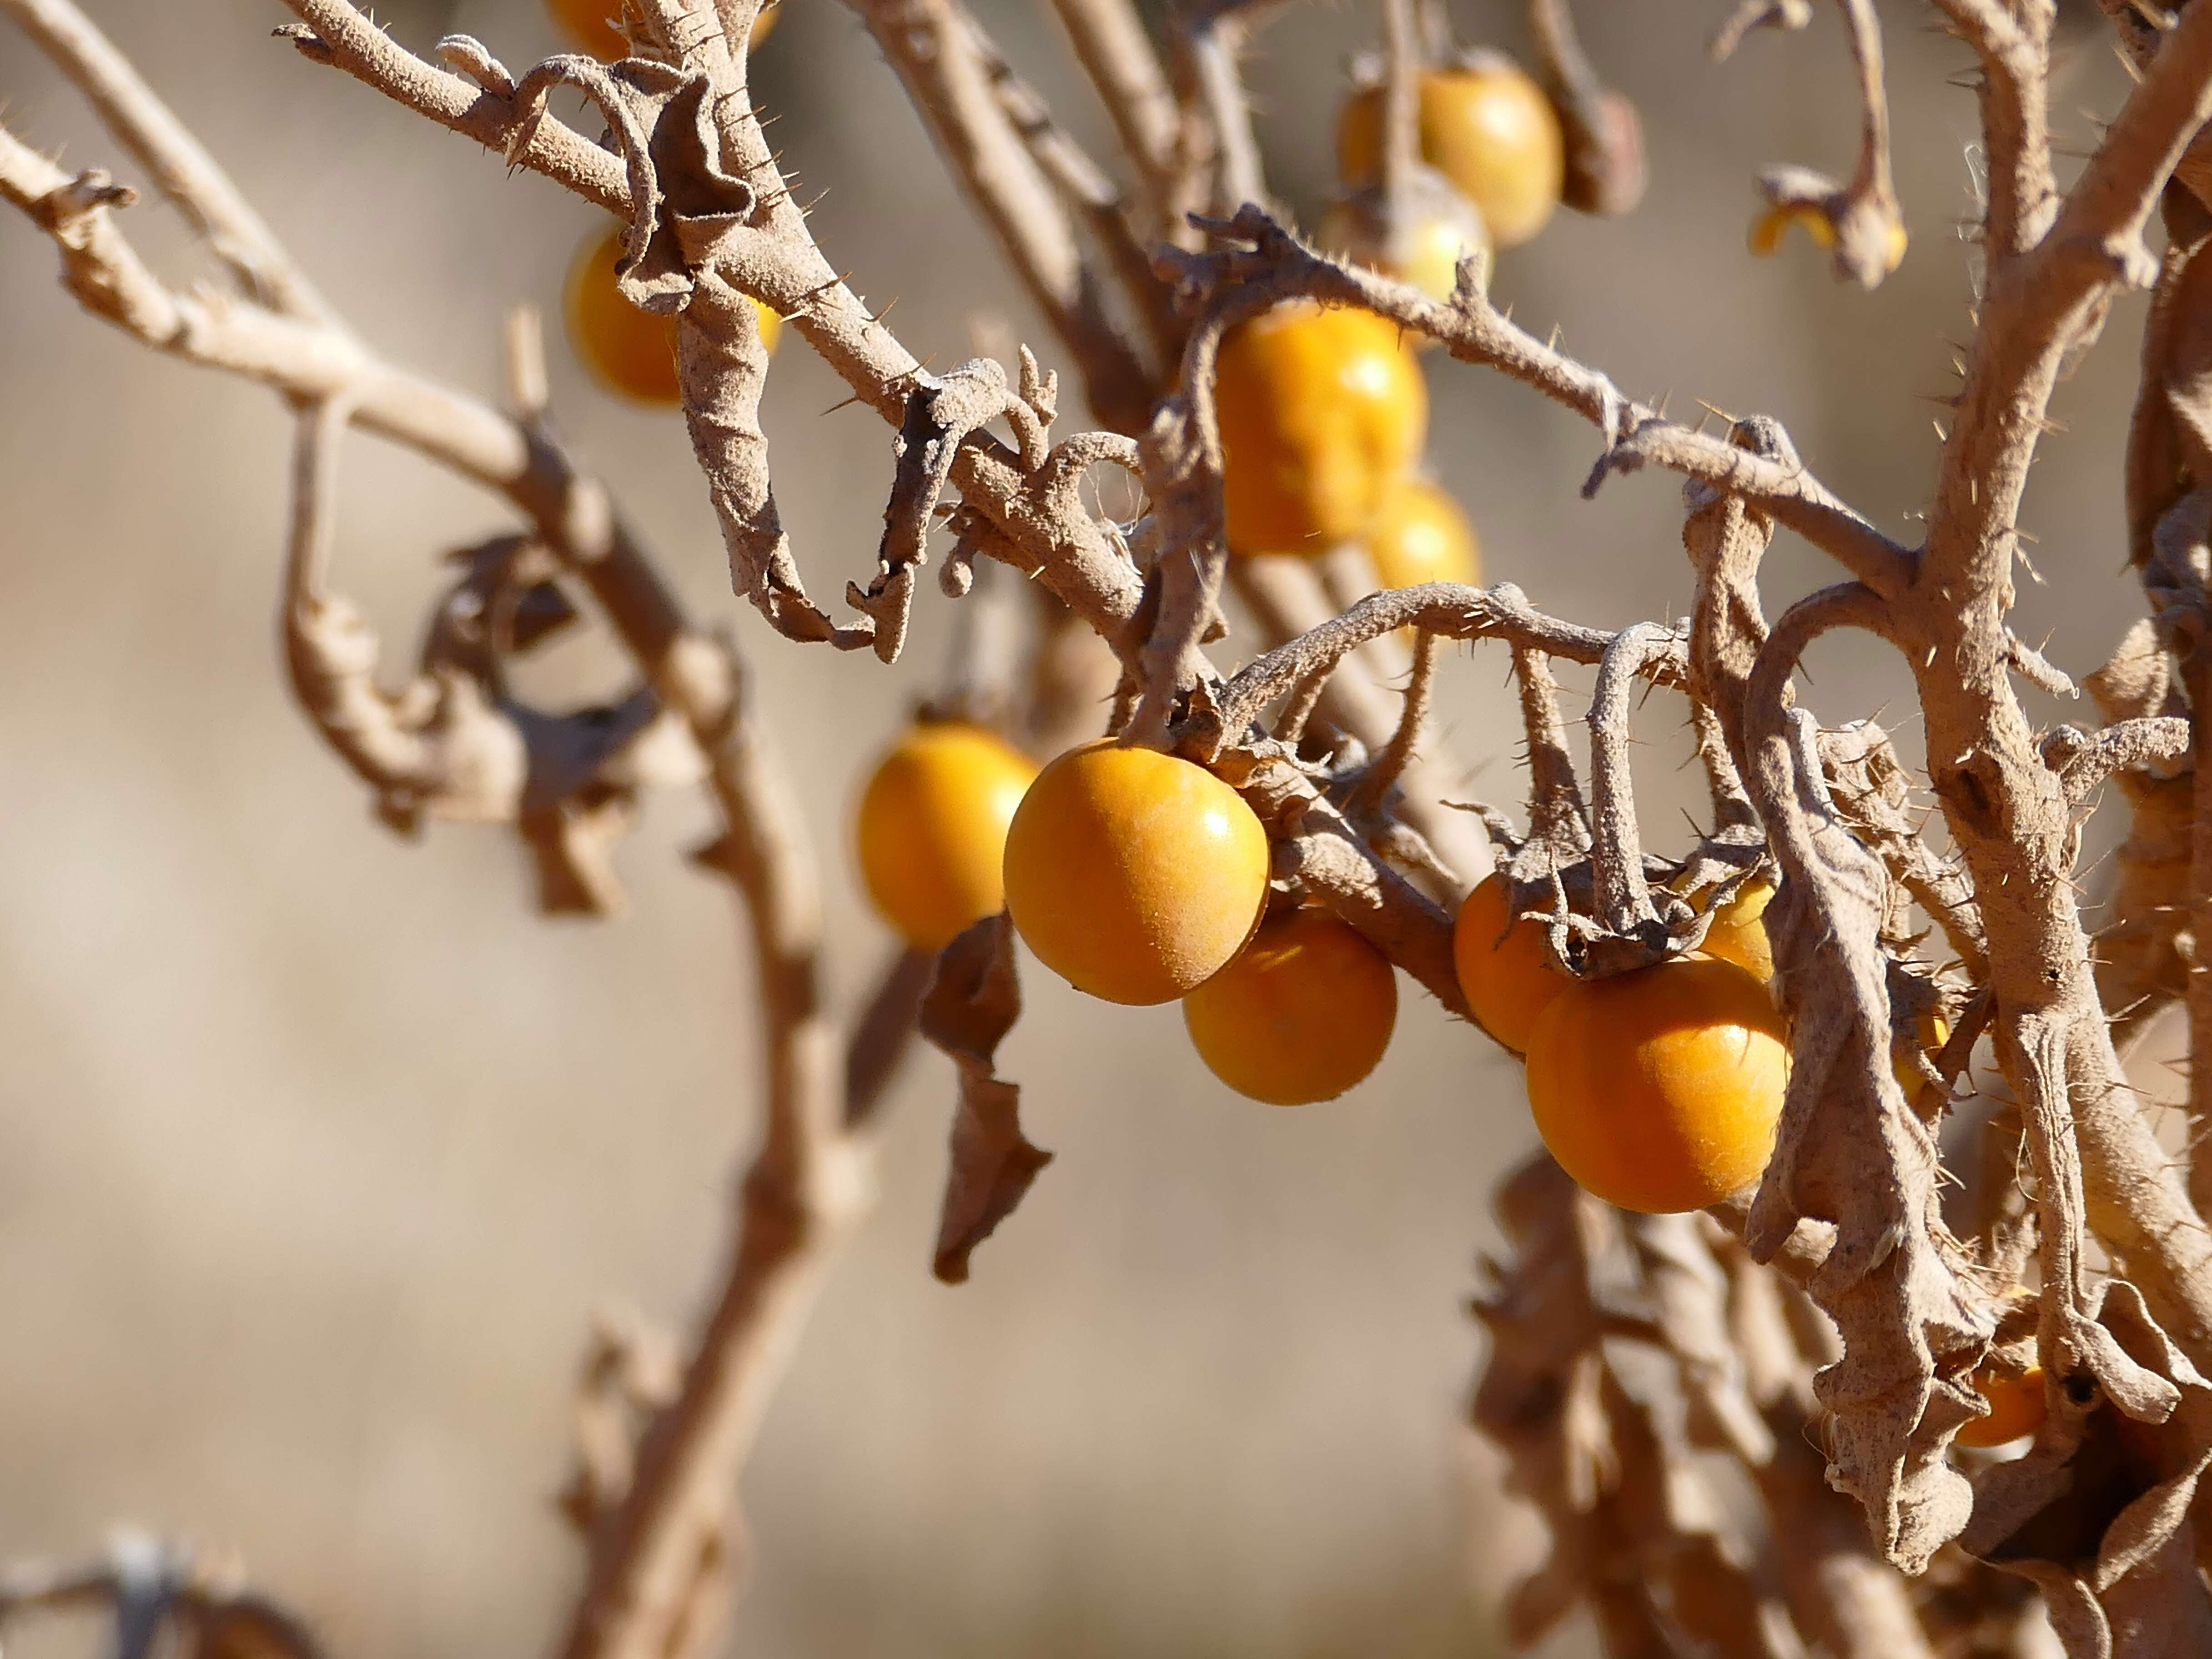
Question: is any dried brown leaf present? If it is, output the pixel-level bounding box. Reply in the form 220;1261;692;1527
922;913;1051;1284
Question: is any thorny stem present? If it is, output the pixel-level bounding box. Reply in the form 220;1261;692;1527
1344;628;1438;819
1584;623;1681;939
0;0;335;322
846;0;1154;434
1931;0;2056;261
1;9;922;1658
1226;557;1491;883
1160;209;1918;597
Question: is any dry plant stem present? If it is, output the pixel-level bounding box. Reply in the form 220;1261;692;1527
847;0;1153;434
1584;623;1680;937
1900;2;2212;1365
0;0;334;322
1042;0;1182;223
3;10;919;1653
1160;211;1915;597
1932;0;2056;260
1211;579;1685;744
1227;558;1489;882
1377;0;1419;223
0;1538;323;1659
277;1;1181;691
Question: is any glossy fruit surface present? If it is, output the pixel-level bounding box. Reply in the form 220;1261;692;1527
1183;910;1398;1104
1337;63;1566;248
1366;477;1481;590
1524;954;1788;1214
856;722;1037;951
1216;302;1426;555
1003;740;1270;1005
548;0;777;59
1956;1366;2046;1448
1453;873;1566;1052
1701;876;1775;982
567;229;781;405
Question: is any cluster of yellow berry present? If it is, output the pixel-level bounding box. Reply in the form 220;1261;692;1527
1208;56;1574;590
858;725;1388;1107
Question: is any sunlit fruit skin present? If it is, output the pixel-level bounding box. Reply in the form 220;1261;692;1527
855;722;1038;952
1956;1366;2047;1448
1003;740;1270;1006
1701;876;1775;982
1183;910;1398;1104
566;229;782;405
548;0;776;59
1315;187;1491;304
1367;478;1481;589
1216;302;1427;555
1524;954;1789;1214
1337;64;1566;249
1453;872;1567;1052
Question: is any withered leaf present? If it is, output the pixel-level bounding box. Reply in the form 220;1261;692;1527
922;913;1051;1284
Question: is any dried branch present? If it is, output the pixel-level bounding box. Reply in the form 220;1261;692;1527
1158;208;1917;597
1929;0;2055;261
1;10;930;1653
844;0;1155;433
277;0;1182;698
0;0;332;319
1041;0;1184;231
1225;556;1491;887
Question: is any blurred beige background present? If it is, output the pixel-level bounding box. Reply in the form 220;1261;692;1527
0;1;2164;1654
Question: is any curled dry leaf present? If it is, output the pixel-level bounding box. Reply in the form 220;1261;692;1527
1472;1155;1805;1655
921;912;1052;1284
283;414;701;917
1682;442;1998;1572
1961;1285;2212;1658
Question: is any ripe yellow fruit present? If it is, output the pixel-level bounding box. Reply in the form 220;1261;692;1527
1701;876;1775;982
1216;301;1427;555
1524;954;1788;1214
1183;910;1398;1104
1453;873;1567;1053
1003;740;1270;1005
567;228;781;406
1367;477;1481;590
1337;62;1566;249
855;722;1038;951
548;0;777;60
1315;182;1492;303
1956;1366;2046;1448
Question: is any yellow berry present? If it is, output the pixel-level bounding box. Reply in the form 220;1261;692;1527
1701;876;1775;982
1956;1367;2046;1448
1524;955;1788;1214
1337;63;1566;249
567;228;781;406
1183;910;1398;1104
1003;740;1270;1005
855;722;1037;951
1367;478;1481;590
1216;301;1427;555
1453;873;1567;1052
